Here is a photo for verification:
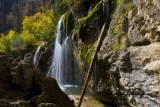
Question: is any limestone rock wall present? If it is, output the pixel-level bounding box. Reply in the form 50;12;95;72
71;0;160;106
98;0;160;106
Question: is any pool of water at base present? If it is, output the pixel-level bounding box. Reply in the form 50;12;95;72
60;85;90;96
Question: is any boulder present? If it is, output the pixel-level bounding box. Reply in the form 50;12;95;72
30;77;75;107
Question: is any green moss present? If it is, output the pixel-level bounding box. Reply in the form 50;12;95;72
78;1;102;22
74;0;103;41
65;11;74;36
113;2;133;51
116;0;124;5
80;42;96;63
125;3;134;12
113;36;126;50
114;13;125;37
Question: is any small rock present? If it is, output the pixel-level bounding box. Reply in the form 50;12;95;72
37;103;58;107
11;100;31;107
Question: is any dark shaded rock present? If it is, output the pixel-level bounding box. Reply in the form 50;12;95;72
11;100;31;107
0;99;11;107
29;76;74;107
0;48;74;107
30;92;52;107
10;53;34;91
0;86;5;98
0;54;12;89
38;77;74;107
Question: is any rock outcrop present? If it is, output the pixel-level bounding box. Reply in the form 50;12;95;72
0;49;74;107
97;0;160;106
71;0;160;106
11;53;34;90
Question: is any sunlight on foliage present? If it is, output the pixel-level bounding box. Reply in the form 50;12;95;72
0;30;19;52
23;10;56;42
21;31;36;48
0;10;57;53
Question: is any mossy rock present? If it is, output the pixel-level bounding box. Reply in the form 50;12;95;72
74;0;105;43
65;12;74;36
113;1;134;52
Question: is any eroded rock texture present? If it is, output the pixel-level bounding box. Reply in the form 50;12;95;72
0;49;74;107
72;0;160;106
97;0;160;106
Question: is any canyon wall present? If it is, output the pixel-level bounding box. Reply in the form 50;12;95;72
71;0;160;106
0;0;53;33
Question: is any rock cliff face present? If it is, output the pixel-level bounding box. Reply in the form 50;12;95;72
71;0;160;106
0;49;74;107
0;0;53;33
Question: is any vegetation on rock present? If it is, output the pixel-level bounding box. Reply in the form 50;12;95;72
75;0;103;42
113;1;133;51
65;11;74;36
81;43;96;63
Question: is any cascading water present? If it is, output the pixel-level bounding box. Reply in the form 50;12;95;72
33;42;47;70
48;15;82;95
33;46;41;70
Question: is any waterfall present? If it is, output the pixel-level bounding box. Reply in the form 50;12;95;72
48;15;82;93
33;46;41;70
33;42;47;70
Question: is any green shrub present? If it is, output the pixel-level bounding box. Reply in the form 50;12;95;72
22;10;56;42
21;30;36;49
0;35;12;53
0;30;19;52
